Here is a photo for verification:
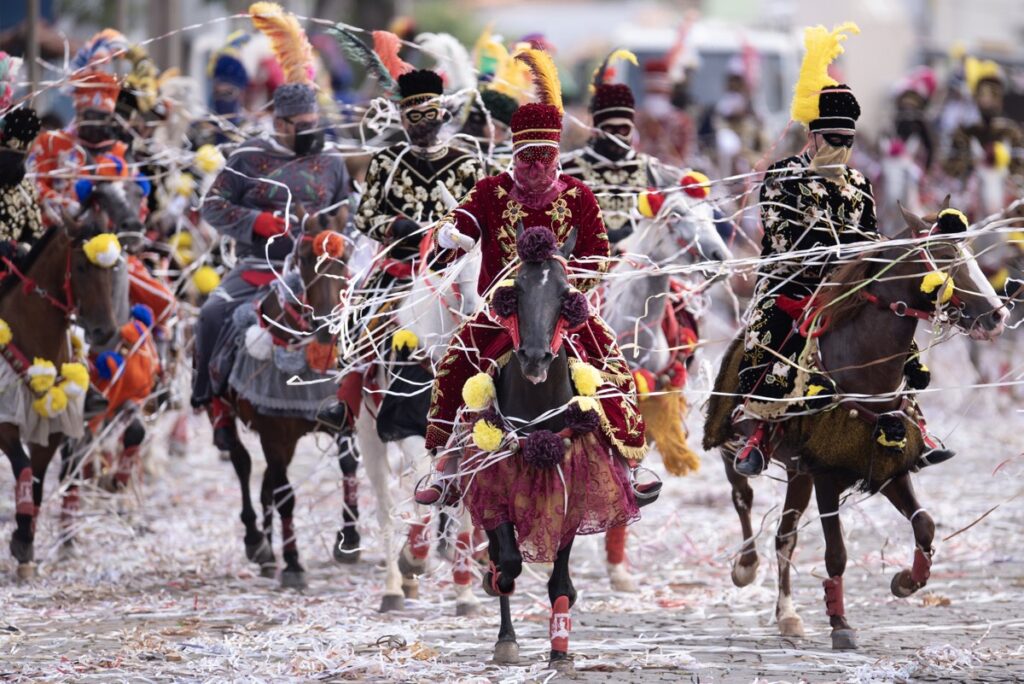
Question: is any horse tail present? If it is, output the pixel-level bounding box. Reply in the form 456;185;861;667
702;334;744;451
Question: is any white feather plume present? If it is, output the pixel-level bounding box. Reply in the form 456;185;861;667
416;32;475;92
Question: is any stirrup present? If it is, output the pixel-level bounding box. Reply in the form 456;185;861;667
413;473;458;507
734;443;766;477
629;466;662;507
914;446;955;471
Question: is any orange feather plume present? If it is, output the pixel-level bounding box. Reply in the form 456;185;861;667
372;30;414;80
249;2;314;85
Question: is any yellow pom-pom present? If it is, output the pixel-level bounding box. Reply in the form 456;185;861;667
176;172;196;197
637;192;655;218
920;271;954;304
990;267;1009;290
70;328;86;360
632;370;651;395
168;232;195;266
195;144;225;175
571;396;599;413
0;318;11;346
392;329;419;352
462;372;496;411
472;419;504;451
806;384;826;397
83;233;123;268
60;362;90;398
33;386;68;418
192;265;221;295
571;362;603;396
993;141;1011;171
27;359;57;394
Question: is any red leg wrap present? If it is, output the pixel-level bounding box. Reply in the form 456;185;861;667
911;547;932;585
281;517;298;553
605;525;627;565
550;595;571;653
15;467;34;516
823;576;845;617
408;516;432;560
61;487;80;522
210;397;234;430
115;445;140;486
343;474;358;508
452;532;473;586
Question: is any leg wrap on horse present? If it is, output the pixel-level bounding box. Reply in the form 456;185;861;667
453;532;473;586
911;547;932;585
605;525;627;565
407;516;432;561
549;595;572;653
281;516;298;554
15;467;35;516
823;576;845;617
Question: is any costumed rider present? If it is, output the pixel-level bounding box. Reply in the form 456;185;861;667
415;48;652;506
193;2;350;448
0;52;45;252
733;23;952;477
942;57;1024;182
891;67;937;172
314;35;483;431
562;50;690;246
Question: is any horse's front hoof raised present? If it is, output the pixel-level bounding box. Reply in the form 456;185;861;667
455;601;479;617
493;639;519;664
831;628;858;650
379;594;404;613
730;557;759;587
890;569;920;598
607;562;637;593
15;562;36;581
280;569;307;590
245;537;275;566
778;615;805;638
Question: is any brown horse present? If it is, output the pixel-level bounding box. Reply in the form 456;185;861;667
217;216;348;589
0;216;123;578
703;205;1008;650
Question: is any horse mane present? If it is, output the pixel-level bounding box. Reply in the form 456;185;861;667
0;227;62;300
814;254;881;329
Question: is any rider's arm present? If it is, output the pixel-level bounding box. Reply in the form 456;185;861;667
758;159;804;257
567;182;611;292
353;150;397;243
200;152;266;244
430;179;488;263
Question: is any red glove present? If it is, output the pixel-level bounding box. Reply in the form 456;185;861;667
253;211;287;238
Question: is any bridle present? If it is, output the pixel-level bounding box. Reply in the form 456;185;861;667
492;254;579;355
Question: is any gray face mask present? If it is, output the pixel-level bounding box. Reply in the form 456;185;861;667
810;143;852;181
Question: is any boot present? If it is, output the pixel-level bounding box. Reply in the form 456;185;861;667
315;401;350;433
914;422;955;470
735;422;768;477
209;397;236;452
414;456;460;506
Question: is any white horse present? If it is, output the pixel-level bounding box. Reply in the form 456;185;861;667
353;235;485;615
600;189;733;590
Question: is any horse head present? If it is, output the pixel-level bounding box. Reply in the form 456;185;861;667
896;202;1008;340
510;223;578;384
61;212;124;347
293;207;348;346
645;189;733;270
80;177;146;238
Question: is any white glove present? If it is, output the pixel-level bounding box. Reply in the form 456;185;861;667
437;222;476;251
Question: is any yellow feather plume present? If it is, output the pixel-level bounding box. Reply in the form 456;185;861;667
964;56;1003;95
514;47;563;113
790;22;859;126
249;2;313;86
590;48;638;92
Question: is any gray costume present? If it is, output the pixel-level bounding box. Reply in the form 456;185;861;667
192;136;350;406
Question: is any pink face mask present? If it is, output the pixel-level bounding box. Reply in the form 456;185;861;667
513;147;559;195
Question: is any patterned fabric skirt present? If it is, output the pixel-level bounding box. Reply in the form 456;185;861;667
462;431;639;563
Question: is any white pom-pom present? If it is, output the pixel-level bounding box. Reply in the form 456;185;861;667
244;325;273;361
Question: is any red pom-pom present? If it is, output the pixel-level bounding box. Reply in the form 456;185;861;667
521;429;566;468
680;171;711;199
311;230;346;258
560;291;589;329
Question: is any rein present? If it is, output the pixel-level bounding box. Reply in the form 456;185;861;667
0;251;75;316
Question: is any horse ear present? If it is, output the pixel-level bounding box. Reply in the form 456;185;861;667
60;206;83;239
559;227;578;259
940;194;951;210
898;202;930;235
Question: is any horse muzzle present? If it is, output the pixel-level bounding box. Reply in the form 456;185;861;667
969;307;1008;341
517;348;553;385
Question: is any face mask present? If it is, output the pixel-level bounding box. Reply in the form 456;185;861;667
293;122;325;156
78;120;114;148
811;141;852;180
593;132;631;160
212;96;240;116
0;149;26;186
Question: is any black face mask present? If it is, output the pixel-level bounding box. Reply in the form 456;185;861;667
79;121;114;147
592;132;631;161
0;149;26;187
293;122;324;156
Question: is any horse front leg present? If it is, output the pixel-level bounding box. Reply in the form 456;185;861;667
548;537;577;675
1;425;36;575
604;525;636;592
261;432;304;590
721;443;759;586
487;528;519;664
396;437;432;602
356;409;403;611
58;438;84;557
814;472;857;650
451;508;480;617
224;421;272;574
334;432;361;564
775;472;812;637
881;473;936;598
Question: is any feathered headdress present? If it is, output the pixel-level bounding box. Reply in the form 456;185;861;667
474;27;529;102
790;22;859;126
591;48;638;92
964;56;1004;95
70;29;130;75
514;47;562;114
0;51;23;111
248;2;314;86
372;30;414;81
329;26;398;95
416;32;474;93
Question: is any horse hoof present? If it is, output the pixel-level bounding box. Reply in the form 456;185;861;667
379;594;405;613
401;581;419;600
493;640;519;664
9;536;33;565
245;538;275;566
549;656;577;678
607;563;637;593
778;615;805;638
16;562;36;581
890;569;917;598
259;563;278;579
731;557;759;587
831;628;858;650
280;569;307;590
455;601;480;617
